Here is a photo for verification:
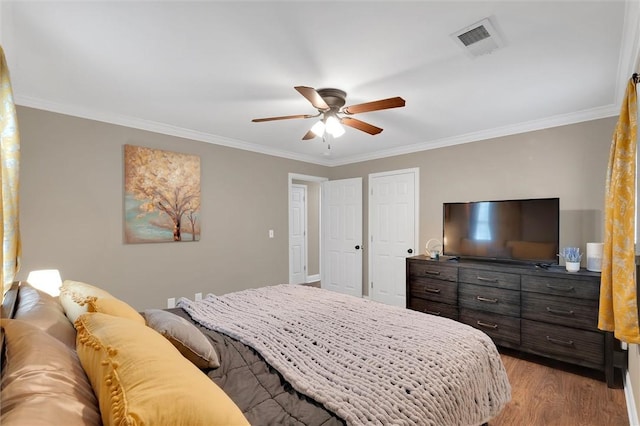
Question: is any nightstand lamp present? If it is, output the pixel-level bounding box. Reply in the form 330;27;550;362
26;269;62;296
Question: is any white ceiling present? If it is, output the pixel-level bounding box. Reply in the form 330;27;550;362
2;1;639;166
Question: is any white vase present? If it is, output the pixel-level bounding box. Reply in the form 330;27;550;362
565;261;580;272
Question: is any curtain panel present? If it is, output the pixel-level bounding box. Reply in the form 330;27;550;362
598;75;639;344
0;45;21;295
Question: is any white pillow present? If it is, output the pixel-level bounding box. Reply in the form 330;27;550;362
59;280;113;322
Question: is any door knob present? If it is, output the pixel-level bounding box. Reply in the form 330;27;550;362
355;245;361;250
407;248;413;254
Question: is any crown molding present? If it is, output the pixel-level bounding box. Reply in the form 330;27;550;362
16;95;618;168
328;104;620;167
15;95;334;167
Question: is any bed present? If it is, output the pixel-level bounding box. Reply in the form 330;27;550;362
1;280;511;425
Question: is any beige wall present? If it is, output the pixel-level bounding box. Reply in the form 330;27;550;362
16;106;616;298
15;106;637;421
332;117;615;293
17;107;615;306
16;106;327;310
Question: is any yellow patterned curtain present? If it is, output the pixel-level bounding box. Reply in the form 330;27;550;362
598;74;639;343
0;45;21;295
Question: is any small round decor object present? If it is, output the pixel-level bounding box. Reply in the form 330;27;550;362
565;261;580;273
426;239;443;259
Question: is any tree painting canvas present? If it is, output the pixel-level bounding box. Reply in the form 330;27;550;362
124;145;201;243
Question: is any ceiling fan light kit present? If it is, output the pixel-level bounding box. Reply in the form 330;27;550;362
310;120;326;138
252;86;405;141
309;114;345;139
325;115;345;137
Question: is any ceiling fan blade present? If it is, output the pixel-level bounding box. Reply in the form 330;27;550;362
341;117;383;135
251;114;315;123
295;86;330;110
342;97;406;115
302;130;316;140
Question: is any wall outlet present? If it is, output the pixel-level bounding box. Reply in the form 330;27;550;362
167;297;176;308
195;292;202;301
269;229;274;238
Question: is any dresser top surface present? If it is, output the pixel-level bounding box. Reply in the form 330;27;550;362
407;255;601;280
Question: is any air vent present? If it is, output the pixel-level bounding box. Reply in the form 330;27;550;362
457;25;491;47
451;17;505;58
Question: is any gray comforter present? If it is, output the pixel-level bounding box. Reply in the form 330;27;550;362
168;307;343;426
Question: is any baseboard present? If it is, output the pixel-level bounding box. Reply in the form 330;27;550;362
306;274;320;283
625;370;640;426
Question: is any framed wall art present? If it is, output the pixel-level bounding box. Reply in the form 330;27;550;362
124;144;201;243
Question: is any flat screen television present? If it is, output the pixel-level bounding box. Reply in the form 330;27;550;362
443;197;559;264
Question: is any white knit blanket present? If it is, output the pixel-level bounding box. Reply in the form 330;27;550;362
178;285;511;426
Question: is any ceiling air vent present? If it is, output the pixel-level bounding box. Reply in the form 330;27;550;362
451;17;505;58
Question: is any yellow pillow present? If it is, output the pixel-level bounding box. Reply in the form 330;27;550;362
59;280;113;322
87;297;145;325
75;313;249;426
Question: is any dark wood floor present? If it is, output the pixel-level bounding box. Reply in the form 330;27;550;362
491;348;628;426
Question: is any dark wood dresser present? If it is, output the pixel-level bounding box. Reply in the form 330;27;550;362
406;255;626;387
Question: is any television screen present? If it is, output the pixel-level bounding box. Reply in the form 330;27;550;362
443;198;559;264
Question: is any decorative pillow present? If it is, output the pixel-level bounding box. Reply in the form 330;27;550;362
0;319;101;426
88;297;145;325
75;313;249;426
144;309;220;369
59;280;113;322
13;283;76;348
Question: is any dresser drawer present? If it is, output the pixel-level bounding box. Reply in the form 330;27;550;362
409;277;457;304
522;275;599;300
459;268;520;290
459;308;520;346
408;261;457;282
408;298;458;320
521;292;598;331
521;319;604;366
459;283;520;317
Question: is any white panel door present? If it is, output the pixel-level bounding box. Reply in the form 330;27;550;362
322;178;362;297
289;184;307;284
369;169;418;307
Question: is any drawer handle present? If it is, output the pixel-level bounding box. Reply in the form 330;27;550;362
546;307;575;316
477;276;499;283
425;271;441;276
546;336;574;347
546;284;575;291
425;288;441;294
425;310;441;316
477;320;498;329
476;296;499;303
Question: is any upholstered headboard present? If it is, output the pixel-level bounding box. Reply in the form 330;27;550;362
0;281;20;366
1;281;20;318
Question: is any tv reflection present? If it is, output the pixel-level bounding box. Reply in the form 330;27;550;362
443;198;559;263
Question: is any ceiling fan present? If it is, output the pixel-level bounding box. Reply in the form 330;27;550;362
251;86;406;140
